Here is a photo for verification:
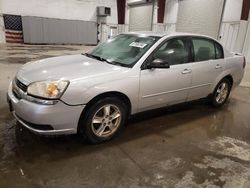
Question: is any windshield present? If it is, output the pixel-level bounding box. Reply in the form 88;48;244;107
88;34;159;67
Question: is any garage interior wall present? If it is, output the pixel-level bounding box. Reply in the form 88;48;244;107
151;0;178;33
1;0;117;23
242;20;250;62
22;16;97;45
159;0;245;52
0;0;5;43
219;0;243;52
176;0;224;39
240;0;250;62
0;0;248;48
0;0;117;43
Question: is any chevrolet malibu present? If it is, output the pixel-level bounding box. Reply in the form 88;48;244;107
7;32;245;143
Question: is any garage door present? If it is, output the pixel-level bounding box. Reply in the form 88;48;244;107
176;0;224;38
129;3;153;31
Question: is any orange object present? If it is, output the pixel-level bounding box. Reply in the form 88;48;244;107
47;83;57;96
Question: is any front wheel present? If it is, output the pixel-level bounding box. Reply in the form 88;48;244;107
211;78;231;107
78;97;128;144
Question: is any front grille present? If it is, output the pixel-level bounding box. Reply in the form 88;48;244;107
15;78;27;92
13;89;22;99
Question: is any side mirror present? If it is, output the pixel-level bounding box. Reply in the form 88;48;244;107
147;58;170;69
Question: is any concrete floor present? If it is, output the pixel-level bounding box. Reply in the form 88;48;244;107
0;44;250;188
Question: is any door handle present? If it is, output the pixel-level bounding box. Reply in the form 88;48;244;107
215;64;222;69
182;69;192;74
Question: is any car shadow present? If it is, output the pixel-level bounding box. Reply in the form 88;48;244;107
6;99;230;163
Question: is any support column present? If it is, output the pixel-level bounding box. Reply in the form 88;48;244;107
241;0;250;21
117;0;126;24
157;0;166;23
117;0;126;33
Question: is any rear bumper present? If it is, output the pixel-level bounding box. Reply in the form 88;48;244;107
7;82;85;135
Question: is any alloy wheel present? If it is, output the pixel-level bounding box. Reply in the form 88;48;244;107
215;82;229;104
91;104;121;138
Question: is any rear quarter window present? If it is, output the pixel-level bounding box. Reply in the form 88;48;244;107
215;42;224;59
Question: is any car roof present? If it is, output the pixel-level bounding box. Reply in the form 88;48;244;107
122;31;217;41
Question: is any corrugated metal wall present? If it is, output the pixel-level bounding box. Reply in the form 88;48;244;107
22;16;97;45
176;0;224;39
128;3;153;31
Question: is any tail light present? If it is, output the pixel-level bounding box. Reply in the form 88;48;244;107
243;56;246;69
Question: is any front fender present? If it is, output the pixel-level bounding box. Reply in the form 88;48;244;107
61;69;140;114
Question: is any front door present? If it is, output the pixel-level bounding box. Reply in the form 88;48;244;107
139;37;193;111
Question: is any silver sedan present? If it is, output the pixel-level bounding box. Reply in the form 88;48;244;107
7;32;245;143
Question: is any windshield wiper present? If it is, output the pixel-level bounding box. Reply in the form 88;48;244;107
83;53;129;68
83;53;105;61
104;59;130;67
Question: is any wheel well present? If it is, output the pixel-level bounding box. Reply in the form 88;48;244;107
224;75;233;87
208;74;234;99
78;91;132;130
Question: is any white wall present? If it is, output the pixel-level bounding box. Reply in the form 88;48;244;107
1;0;117;24
0;0;5;43
218;0;244;53
222;0;243;22
0;15;5;43
164;0;178;24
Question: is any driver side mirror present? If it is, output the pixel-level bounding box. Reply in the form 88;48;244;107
146;58;170;69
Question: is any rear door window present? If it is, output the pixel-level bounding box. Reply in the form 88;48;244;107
192;38;216;62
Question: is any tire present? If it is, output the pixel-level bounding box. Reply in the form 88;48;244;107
211;78;232;107
78;97;128;144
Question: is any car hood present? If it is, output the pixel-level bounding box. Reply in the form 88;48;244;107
16;54;128;85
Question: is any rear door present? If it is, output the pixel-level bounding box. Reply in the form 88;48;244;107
187;37;225;101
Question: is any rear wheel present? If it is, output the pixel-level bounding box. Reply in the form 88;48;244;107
78;97;128;144
211;78;231;107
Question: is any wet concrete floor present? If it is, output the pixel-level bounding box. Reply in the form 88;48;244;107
0;44;250;188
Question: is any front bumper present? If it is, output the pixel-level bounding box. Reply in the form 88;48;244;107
7;82;85;135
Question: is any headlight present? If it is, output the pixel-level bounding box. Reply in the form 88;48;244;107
27;80;69;99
